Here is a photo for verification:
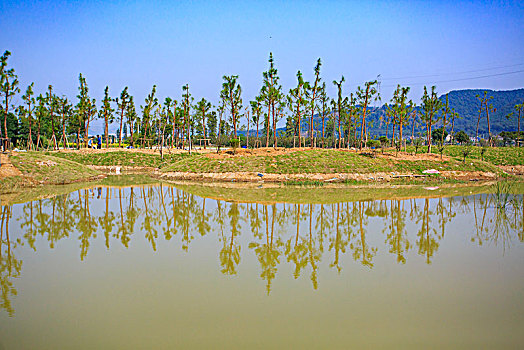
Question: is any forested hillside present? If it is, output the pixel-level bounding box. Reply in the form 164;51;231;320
443;88;524;136
292;88;524;139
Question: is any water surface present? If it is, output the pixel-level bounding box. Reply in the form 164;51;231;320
1;184;523;349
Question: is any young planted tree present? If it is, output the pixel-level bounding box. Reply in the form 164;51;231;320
182;84;193;152
332;76;347;148
21;83;35;150
287;71;307;147
126;96;137;147
75;74;95;148
250;96;262;147
420;86;442;153
475;93;484;145
410;104;418;145
35;94;46;149
1;50;20;149
391;85;410;152
449;108;459;144
307;58;322;146
245;107;250;148
207;110;218;142
318;82;329;147
355;80;380;150
484;96;496;146
260;53;283;148
216;102;225;152
85;97;97;147
58;96;73;149
514;103;523;147
169;99;178;148
45;85;59;150
158;98;172;159
474;91;495;145
384;103;395;147
142;85;158;148
346;93;358;148
115;87;129;147
195;97;212;149
99;86;115;148
440;94;450;147
220;75;242;140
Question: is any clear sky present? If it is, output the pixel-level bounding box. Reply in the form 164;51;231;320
1;0;523;130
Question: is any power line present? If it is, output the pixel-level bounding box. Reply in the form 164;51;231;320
379;63;524;81
380;69;524;87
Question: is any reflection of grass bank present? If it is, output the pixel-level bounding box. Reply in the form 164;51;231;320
2;173;523;206
0;174;160;205
169;181;524;205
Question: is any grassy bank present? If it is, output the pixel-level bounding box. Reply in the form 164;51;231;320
403;145;524;166
0;152;101;193
1;147;519;194
161;149;502;174
46;150;190;167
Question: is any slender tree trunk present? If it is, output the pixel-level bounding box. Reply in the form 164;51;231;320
338;109;342;149
105;112;109;149
426;118;433;153
475;107;482;146
160;127;165;160
265;109;270;147
359;93;369;150
297;103;301;147
398;120;402;152
517;110;521;148
84;116;90;148
76;128;80;149
119;106;125;147
272;102;277;148
4;89;9;145
130;121;134;147
332;113;336;148
256;119;259;147
28;109;33;150
450;114;455;144
217;113;222;153
440;114;446;147
61;115;67;149
50;110;57;150
411;112;416;144
485;103;492;146
321;115;325;144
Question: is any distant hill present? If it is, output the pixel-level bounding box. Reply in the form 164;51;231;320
442;88;524;136
295;88;523;138
239;88;524;139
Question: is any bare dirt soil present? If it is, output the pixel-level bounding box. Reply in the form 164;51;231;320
499;165;524;176
0;153;22;178
157;170;499;183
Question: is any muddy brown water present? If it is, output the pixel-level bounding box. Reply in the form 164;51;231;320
0;183;523;349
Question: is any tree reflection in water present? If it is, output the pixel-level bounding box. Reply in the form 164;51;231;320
1;185;523;314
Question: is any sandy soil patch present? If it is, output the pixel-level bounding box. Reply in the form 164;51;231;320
157;169;498;183
0;153;22;178
499;165;524;176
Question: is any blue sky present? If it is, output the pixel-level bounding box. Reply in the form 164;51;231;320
1;0;523;130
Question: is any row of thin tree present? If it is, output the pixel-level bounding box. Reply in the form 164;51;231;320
2;50;523;154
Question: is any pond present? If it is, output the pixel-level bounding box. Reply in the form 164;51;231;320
0;182;523;348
